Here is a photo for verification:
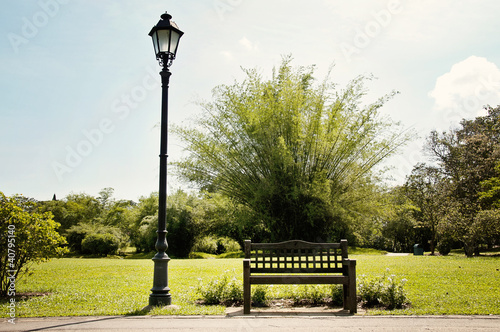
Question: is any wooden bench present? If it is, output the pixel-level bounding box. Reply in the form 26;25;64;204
243;239;357;314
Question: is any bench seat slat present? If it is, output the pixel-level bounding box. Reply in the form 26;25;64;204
251;267;344;274
249;274;348;285
251;241;341;250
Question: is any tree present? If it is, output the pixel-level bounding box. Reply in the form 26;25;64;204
0;192;68;296
427;106;500;256
479;161;500;209
404;163;445;254
64;192;102;225
173;57;411;242
97;187;115;210
37;192;102;234
129;190;200;257
471;209;500;248
129;192;159;252
39;189;133;254
380;186;418;253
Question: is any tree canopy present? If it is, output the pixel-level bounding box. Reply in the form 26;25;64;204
403;163;444;254
173;58;411;242
0;192;68;296
426;106;500;256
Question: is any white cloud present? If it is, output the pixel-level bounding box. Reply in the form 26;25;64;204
218;38;257;64
239;37;258;51
220;51;233;60
429;56;500;126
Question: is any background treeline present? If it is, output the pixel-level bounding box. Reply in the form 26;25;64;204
9;60;500;258
36;188;261;258
15;105;500;257
37;102;500;261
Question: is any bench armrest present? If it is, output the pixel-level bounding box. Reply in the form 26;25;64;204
342;258;356;266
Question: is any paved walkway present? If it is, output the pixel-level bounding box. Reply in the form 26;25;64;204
2;313;499;332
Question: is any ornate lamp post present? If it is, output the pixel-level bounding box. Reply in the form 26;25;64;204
148;12;184;307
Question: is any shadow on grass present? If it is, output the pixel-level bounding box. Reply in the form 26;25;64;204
0;292;52;304
123;252;156;259
126;304;181;316
126;306;153;316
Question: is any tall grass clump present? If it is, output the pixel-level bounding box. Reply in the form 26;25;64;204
358;269;409;309
197;270;242;305
251;285;268;306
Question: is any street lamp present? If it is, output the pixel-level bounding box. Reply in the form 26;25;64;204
148;12;184;307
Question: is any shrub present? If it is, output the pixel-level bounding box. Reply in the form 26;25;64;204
196;269;410;310
358;275;384;306
166;204;196;258
251;285;268;306
197;270;243;305
129;190;199;258
81;233;119;256
285;285;302;304
66;224;94;253
358;269;409;309
197;275;228;305
216;237;241;254
217;251;244;258
67;224;126;254
379;275;408;309
437;239;452;256
192;236;218;254
188;252;216;259
330;284;344;306
304;285;325;305
225;278;243;304
192;236;241;255
285;285;331;306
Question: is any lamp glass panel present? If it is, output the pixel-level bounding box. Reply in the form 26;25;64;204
151;31;160;55
169;30;181;55
156;29;172;54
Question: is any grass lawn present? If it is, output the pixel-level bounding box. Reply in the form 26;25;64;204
5;254;500;317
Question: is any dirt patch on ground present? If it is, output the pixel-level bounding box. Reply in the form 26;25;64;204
225;299;364;316
5;292;52;300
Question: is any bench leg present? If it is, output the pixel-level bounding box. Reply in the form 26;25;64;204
243;259;250;314
343;260;357;314
348;260;357;314
342;284;347;310
347;281;356;313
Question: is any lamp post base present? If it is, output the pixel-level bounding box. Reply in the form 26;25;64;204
149;252;171;306
149;294;172;307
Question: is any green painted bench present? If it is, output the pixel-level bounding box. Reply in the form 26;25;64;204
243;239;357;314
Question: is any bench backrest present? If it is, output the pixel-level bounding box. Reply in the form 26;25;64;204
244;239;348;274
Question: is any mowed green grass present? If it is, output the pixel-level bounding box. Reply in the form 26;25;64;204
6;254;500;317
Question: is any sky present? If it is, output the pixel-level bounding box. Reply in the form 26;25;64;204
2;0;500;202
